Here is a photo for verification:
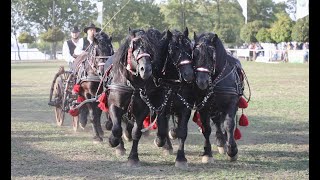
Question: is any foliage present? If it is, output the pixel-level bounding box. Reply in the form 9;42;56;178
102;0;168;44
214;24;236;44
39;27;65;43
18;32;36;44
256;28;274;43
291;15;309;42
270;12;293;43
240;20;265;43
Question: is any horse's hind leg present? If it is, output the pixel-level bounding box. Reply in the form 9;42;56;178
79;106;89;129
212;115;227;155
162;136;174;155
87;103;103;143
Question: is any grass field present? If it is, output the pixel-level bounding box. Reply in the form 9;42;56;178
11;60;309;179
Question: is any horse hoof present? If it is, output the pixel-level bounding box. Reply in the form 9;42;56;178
202;155;214;164
154;138;165;147
143;130;150;137
217;146;226;154
122;132;132;142
168;129;177;140
227;153;238;162
175;161;188;169
80;123;86;130
162;148;174;156
127;160;140;167
108;136;120;148
93;136;103;144
115;148;126;156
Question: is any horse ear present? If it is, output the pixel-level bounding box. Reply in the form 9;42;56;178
184;27;189;37
193;32;197;41
128;27;131;33
166;30;172;40
109;36;112;41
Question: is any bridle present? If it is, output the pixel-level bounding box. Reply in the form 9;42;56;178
126;36;151;76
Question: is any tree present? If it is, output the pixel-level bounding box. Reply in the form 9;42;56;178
39;27;65;59
291;15;309;42
102;0;168;45
240;20;265;43
270;12;293;43
18;32;36;51
256;28;274;43
214;24;236;44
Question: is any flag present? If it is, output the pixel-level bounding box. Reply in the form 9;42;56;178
296;0;309;20
96;2;103;26
237;0;247;24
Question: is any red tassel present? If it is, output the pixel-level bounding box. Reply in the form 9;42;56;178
143;115;157;130
238;96;248;108
234;127;242;140
98;93;108;112
192;111;204;133
69;109;79;116
77;95;85;103
239;113;249;126
72;84;81;94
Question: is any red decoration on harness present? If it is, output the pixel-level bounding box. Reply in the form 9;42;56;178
192;111;204;133
73;84;81;94
239;113;249;126
143;114;157;130
77;95;85;103
98;92;108;112
238;96;248;108
234;127;242;140
69;109;79;116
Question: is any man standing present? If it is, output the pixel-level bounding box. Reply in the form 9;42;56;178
62;26;82;70
74;23;101;56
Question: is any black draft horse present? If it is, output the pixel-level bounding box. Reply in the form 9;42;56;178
192;32;244;162
74;31;114;143
106;28;159;166
153;27;195;168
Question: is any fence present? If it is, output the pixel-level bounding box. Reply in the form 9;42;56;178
226;48;309;63
11;50;63;61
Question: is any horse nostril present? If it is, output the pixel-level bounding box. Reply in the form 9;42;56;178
140;67;145;72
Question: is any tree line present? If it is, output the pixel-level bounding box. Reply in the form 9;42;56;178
11;0;309;60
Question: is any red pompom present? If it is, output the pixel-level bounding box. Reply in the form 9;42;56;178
238;96;248;108
143;115;157;130
77;95;85;103
192;111;204;133
72;84;81;94
239;114;249;126
69;108;79;116
98;93;108;112
234;127;242;140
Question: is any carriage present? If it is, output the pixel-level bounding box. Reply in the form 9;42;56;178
47;66;80;131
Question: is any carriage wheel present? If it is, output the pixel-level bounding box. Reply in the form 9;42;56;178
53;76;65;126
72;116;79;132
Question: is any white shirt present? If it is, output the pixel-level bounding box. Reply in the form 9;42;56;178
62;38;82;63
74;37;94;56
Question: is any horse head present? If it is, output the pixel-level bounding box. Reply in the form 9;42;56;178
193;32;218;90
126;28;154;80
93;31;114;78
166;27;194;83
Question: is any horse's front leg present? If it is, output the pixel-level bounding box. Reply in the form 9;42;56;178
108;104;125;148
199;109;214;163
127;102;149;167
212;114;227;155
174;109;191;169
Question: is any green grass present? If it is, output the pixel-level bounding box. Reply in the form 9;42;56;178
11;60;309;179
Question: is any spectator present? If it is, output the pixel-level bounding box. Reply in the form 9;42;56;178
62;26;82;70
248;42;255;61
303;42;309;63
